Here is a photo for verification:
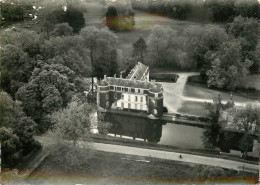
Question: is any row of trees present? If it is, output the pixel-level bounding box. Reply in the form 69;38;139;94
106;1;135;31
131;0;260;22
132;15;259;91
202;95;259;158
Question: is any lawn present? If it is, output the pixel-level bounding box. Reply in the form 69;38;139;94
177;100;208;117
183;84;259;103
116;10;215;63
26;150;258;185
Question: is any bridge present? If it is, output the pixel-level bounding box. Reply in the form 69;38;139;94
161;113;210;128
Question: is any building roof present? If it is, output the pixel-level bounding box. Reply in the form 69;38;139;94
126;62;149;80
98;77;162;92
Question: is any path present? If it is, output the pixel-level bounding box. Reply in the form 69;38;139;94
77;141;258;174
160;72;199;113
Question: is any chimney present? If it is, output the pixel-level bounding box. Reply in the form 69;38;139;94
120;71;123;79
114;74;116;78
104;74;107;81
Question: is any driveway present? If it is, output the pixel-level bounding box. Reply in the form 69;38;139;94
160;72;260;114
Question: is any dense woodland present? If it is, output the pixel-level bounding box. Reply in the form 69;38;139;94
0;0;260;168
131;0;260;22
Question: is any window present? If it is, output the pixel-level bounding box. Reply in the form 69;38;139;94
121;102;124;108
135;88;138;93
135;96;138;102
138;89;140;93
128;103;131;109
140;97;143;102
128;88;131;92
117;87;121;91
135;104;137;109
140;105;143;110
110;86;114;90
121;94;124;100
128;95;131;101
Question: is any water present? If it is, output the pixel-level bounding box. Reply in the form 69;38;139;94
103;112;205;149
159;123;204;149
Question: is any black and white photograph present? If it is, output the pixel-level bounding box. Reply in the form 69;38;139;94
0;0;259;184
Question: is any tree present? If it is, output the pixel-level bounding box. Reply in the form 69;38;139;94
62;5;85;33
106;6;118;31
227;16;260;51
202;95;223;148
206;40;252;91
43;96;97;170
146;25;178;67
184;25;229;72
48;96;94;145
40;4;85;34
0;91;38;155
50;23;73;37
16;64;75;132
234;104;259;158
1;3;24;24
204;0;235;22
234;0;260;19
80;26;118;102
0;44;34;97
105;2;135;31
0;127;21;168
132;37;147;63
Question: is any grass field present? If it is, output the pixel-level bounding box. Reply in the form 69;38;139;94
183;84;259;103
177;100;208;117
25;150;258;185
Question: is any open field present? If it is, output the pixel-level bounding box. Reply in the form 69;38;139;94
25;150;258;185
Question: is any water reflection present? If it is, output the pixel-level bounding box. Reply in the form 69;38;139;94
100;113;259;157
103;112;205;149
105;112;165;142
159;123;204;149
